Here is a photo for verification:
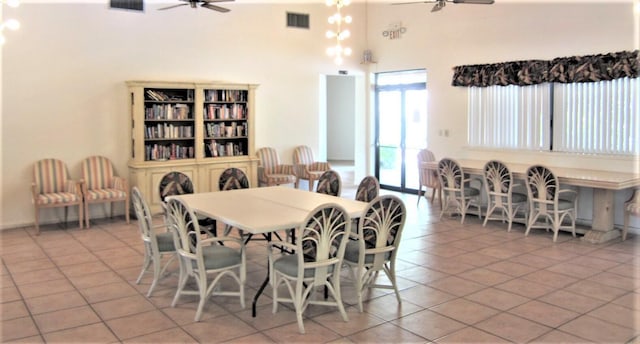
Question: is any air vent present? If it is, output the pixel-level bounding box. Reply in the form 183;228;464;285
110;0;143;11
287;12;310;29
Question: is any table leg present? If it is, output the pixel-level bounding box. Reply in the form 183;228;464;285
581;188;621;244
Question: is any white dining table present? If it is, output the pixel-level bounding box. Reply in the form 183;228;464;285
423;159;640;243
166;186;369;316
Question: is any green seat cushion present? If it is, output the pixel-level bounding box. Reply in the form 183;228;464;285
156;232;175;252
274;255;334;278
197;245;242;270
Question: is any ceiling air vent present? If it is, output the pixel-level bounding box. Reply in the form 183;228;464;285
287;12;310;29
110;0;144;11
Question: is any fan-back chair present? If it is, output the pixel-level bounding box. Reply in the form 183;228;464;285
165;197;246;321
132;187;176;297
437;158;482;223
343;195;407;312
355;176;380;203
269;203;351;334
482;160;527;232
525;165;578;242
315;170;342;197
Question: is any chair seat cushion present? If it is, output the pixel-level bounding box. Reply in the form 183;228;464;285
274;254;334;278
512;192;527;203
557;199;575;211
197;245;242;270
267;174;296;185
343;240;390;264
156;232;175;252
464;187;481;197
86;188;127;201
36;192;80;205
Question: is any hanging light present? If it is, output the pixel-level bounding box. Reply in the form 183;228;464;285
326;0;352;65
1;0;21;45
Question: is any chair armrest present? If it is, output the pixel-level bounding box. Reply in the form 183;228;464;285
309;162;330;171
31;182;38;202
276;164;295;175
293;164;308;178
69;180;83;197
200;236;245;248
112;176;128;191
268;240;297;253
558;189;578;201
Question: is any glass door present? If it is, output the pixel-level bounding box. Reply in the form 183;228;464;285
375;70;427;193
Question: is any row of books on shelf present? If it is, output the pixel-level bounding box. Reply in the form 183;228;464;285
204;89;248;102
145;104;191;120
204;104;246;120
145;89;193;102
205;140;245;157
145;123;194;140
205;122;247;138
145;143;195;161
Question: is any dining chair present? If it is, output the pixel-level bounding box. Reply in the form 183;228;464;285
256;147;297;187
437;158;482;224
268;203;351;334
525;165;578;242
316;170;342;197
165;197;246;322
293;145;331;191
482;160;527;232
343;195;407;312
80;155;130;228
623;187;639;241
355;176;380;202
417;149;442;207
31;158;84;235
218;167;250;191
159;171;217;237
132;187;176;297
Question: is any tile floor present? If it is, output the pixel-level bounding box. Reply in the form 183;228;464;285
2;180;639;343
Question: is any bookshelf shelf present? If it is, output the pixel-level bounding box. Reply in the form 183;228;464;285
127;80;259;213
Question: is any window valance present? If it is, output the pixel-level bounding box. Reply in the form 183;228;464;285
452;50;639;87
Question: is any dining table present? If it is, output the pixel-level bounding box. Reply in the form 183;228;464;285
166;186;369;317
422;159;640;244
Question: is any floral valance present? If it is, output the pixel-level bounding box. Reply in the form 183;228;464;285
452;50;639;87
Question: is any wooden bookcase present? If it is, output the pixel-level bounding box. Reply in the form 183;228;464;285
127;80;259;213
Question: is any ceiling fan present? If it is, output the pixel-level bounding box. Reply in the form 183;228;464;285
393;0;494;13
158;0;234;13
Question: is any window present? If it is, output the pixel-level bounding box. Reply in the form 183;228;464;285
468;77;640;155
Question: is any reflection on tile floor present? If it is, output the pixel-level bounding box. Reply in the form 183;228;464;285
1;185;639;343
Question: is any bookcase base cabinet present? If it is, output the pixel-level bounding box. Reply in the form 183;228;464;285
128;158;258;214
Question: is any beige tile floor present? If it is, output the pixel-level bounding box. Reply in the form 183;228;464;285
2;179;639;343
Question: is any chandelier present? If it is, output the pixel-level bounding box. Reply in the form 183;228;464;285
325;0;352;65
1;0;20;45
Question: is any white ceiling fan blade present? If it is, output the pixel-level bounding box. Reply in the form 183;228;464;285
157;3;188;10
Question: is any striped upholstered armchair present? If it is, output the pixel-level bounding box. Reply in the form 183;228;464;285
81;156;130;228
256;147;296;187
293;145;331;191
31;158;84;234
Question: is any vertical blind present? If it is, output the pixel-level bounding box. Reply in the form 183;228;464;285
468;77;639;155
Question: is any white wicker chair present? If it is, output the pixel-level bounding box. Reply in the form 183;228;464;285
482;160;527;232
437;158;482;223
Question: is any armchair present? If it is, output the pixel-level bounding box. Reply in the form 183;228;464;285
256;147;297;187
293;145;331;191
81;156;130;228
31;158;84;235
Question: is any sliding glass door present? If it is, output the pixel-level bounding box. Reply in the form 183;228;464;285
375;70;427;192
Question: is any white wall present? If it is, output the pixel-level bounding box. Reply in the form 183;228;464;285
2;1;638;231
364;1;638;229
326;75;356;161
1;2;367;229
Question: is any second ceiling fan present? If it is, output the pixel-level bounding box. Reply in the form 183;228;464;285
158;0;234;13
393;0;494;13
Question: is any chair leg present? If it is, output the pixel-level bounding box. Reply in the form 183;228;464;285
147;257;162;297
308;179;314;191
78;203;84;229
417;186;422;205
623;211;630;241
136;252;152;284
34;207;40;236
125;199;130;224
84;202;91;228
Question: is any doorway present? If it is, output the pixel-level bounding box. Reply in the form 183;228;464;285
375;69;427;193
